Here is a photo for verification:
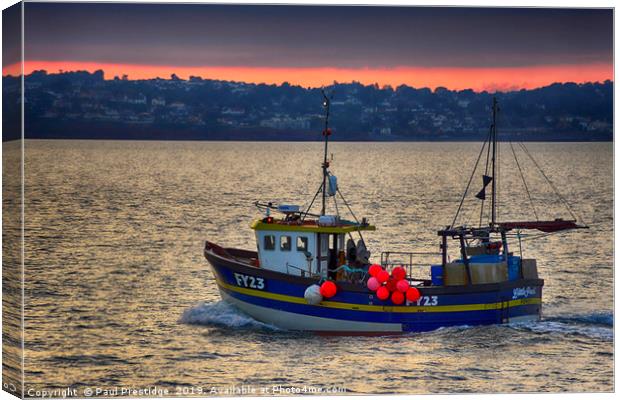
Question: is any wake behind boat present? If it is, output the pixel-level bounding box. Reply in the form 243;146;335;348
203;93;587;334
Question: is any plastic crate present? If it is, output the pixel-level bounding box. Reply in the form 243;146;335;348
507;256;521;281
431;265;444;286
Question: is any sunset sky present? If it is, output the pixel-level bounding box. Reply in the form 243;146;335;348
4;3;614;91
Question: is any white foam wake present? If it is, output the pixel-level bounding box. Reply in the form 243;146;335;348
179;300;279;330
509;312;613;341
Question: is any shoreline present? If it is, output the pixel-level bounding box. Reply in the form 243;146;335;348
5;138;613;143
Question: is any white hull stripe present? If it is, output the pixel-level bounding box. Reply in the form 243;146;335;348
220;290;403;332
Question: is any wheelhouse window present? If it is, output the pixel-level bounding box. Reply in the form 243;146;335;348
280;235;292;251
263;235;275;251
296;236;308;252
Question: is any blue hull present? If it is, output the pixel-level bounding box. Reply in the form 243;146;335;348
205;246;543;334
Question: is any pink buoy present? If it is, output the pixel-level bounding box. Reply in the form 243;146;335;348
366;277;380;291
368;264;382;277
377;286;390;301
391;290;405;305
377;269;390;284
396;279;410;293
391;266;406;281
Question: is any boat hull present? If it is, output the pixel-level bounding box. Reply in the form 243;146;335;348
205;245;543;334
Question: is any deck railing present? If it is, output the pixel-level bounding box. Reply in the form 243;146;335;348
285;262;321;279
380;251;441;283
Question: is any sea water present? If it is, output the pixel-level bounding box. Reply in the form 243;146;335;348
5;140;613;394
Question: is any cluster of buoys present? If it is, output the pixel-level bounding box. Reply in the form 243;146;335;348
366;264;421;305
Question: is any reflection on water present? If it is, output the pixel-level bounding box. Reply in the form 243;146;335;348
14;140;613;394
3;140;24;397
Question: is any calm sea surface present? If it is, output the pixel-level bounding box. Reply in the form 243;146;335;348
9;140;614;394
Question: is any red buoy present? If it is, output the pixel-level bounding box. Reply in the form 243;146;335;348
320;281;337;298
391;266;406;281
376;286;390;301
391;291;405;305
377;269;390;284
368;264;382;277
386;277;397;292
396;279;410;293
406;287;421;302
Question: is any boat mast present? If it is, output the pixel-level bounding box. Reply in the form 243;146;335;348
320;90;331;216
491;97;498;227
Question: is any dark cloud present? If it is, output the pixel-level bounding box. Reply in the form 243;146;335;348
23;3;612;68
3;3;22;67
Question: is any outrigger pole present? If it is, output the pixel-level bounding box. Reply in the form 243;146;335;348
300;91;366;238
300;89;332;220
444;96;587;239
491;97;498;227
320;89;331;216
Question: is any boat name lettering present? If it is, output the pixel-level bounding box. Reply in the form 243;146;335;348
512;287;536;300
234;273;265;290
415;296;438;306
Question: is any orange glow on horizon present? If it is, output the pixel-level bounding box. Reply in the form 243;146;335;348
3;63;21;77
8;60;614;92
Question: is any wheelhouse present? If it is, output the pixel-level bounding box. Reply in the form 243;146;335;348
251;217;375;278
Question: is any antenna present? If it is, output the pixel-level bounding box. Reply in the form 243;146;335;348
320;89;332;216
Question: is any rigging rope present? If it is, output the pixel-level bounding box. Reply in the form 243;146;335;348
509;141;539;221
336;188;366;245
479;126;493;227
301;181;324;222
332;188;340;217
450;135;489;229
517;142;580;222
496;131;501;223
505;230;558;243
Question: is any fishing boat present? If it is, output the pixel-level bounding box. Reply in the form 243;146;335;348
204;94;587;334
